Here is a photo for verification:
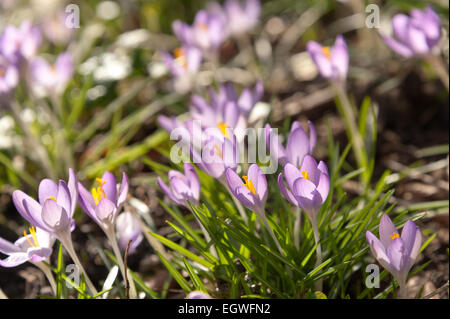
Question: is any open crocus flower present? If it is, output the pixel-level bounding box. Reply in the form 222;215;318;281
306;35;349;82
78;171;129;232
382;6;441;58
157;163;201;208
0;55;19;97
162;46;202;78
0;21;41;64
0;227;55;268
173;10;225;54
192;133;239;182
12;168;78;239
30;52;73;95
366;215;422;297
222;0;261;36
115;212;143;254
265;120;316;168
278;155;329;221
225;164;267;215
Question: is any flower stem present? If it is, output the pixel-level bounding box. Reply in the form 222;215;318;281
398;280;408;299
293;206;301;250
259;212;285;258
426;54;449;92
33;261;57;296
310;217;323;292
188;207;218;258
58;232;98;295
105;229;137;299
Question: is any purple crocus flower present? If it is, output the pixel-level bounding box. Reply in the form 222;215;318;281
0;54;19;97
223;0;261;36
0;227;55;268
366;215;422;297
157;163;201;208
382;6;441;58
42;12;75;45
77;171;129;231
115;212;143;254
278;155;330;221
30;52;73;95
225;164;267;214
12;168;78;239
192;133;239;182
173;10;225;54
187;291;212;299
306;35;349;82
265;120;317;168
162;46;202;77
0;21;41;64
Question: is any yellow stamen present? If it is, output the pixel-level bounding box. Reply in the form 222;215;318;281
301;170;309;180
173;47;187;69
198;22;208;31
390;232;400;240
213;144;223;159
322;46;331;60
47;196;57;202
29;227;39;247
0;66;5;78
91;178;107;205
242;176;257;196
218;121;230;138
24;230;35;247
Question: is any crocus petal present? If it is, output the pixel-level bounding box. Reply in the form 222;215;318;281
247;164;267;203
286;126;309;168
41;199;70;232
299;155;320;185
283;163;302;190
392;14;410;44
407;25;430;55
387;238;409;277
157;177;182;206
307;121;317;153
102;172;118;205
27;247;52;262
12;190;48;231
67;168;78;216
0;252;30;268
331;35;349;80
117;172;129;207
382;35;414;57
292;177;322;210
56;180;72;218
379;215;399;249
38;179;58;205
401;220;422;267
0;237;21;255
316;172;330;205
366;231;393;273
184;163;201;202
77;182;98;222
95;198;117;224
277;173;298;206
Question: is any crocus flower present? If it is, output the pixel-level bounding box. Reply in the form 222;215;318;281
115;212;143;254
30;52;73;95
42;12;75;45
306;35;349;82
0;21;41;64
0;227;55;268
192;133;239;182
265;120;316;168
278;155;329;221
366;215;422;297
157;163;201;208
225;164;267;214
173;10;225;54
382;6;441;57
162;46;202;78
221;0;261;36
78;171;129;232
12;168;78;240
0;55;19;97
187;291;212;299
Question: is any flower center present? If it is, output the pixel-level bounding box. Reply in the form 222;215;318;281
213;144;223;159
242;176;257;196
321;46;331;60
217;121;230;138
198;22;208;31
390;232;400;240
0;66;6;78
301;170;309;180
24;226;40;248
91;178;107;205
173;47;188;69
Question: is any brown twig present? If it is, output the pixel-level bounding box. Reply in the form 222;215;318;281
124;239;132;299
421;281;449;299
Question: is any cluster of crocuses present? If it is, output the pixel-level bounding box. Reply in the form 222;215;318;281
0;19;74;104
162;0;260;86
0;169;143;296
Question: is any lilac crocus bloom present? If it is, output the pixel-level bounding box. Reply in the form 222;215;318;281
225;164;267;214
0;227;55;267
0;21;41;64
78;171;129;231
222;0;261;36
173;10;225;53
12;169;78;239
307;35;349;82
192;133;239;182
0;55;19;96
278;155;330;221
187;291;212;299
115;212;143;254
366;215;422;297
382;6;441;57
157;163;201;208
30;52;73;95
265;120;317;167
42;12;75;45
162;46;202;77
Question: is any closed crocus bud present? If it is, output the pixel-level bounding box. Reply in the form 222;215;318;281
366;215;422;298
157;163;201;208
115;212;143;254
265;120;317;168
12;168;78;240
0;227;55;268
225;164;267;215
278;155;330;222
306;35;349;82
382;6;441;57
77;171;129;231
30;52;73;95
